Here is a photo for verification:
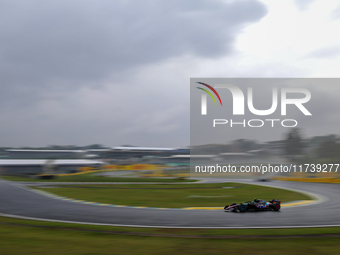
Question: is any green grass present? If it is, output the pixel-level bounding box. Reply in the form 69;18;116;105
1;216;340;237
0;216;340;255
0;173;196;183
34;182;311;208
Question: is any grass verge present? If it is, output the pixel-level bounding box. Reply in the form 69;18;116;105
0;216;340;255
33;182;311;208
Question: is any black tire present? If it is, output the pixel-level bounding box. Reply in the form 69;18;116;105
273;203;281;211
238;203;247;212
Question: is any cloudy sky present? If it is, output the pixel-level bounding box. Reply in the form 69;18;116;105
1;0;340;148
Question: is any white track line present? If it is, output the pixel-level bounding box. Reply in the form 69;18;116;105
1;212;340;229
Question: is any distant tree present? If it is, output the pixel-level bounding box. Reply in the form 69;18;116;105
84;144;106;149
232;139;259;152
284;128;304;158
316;140;340;159
308;134;337;147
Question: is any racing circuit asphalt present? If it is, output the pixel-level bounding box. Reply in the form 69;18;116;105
0;178;339;228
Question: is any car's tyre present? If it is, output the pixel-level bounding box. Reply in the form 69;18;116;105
238;203;247;212
273;203;281;211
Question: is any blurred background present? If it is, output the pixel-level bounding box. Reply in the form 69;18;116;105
1;1;340;254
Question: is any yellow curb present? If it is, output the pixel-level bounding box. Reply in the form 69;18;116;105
272;177;340;184
281;200;313;207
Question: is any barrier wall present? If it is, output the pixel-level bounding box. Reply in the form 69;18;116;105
78;164;163;172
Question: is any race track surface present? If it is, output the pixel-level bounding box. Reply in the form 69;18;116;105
0;179;339;228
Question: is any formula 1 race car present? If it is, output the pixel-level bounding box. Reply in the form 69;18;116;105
224;199;281;212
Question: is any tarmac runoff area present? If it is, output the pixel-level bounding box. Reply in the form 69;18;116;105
0;178;339;229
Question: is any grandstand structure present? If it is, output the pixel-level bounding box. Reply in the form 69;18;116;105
0;146;190;176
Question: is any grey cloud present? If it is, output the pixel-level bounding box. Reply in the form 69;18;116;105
0;0;267;90
0;83;190;147
305;46;340;59
294;0;316;11
331;5;340;20
0;0;268;147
